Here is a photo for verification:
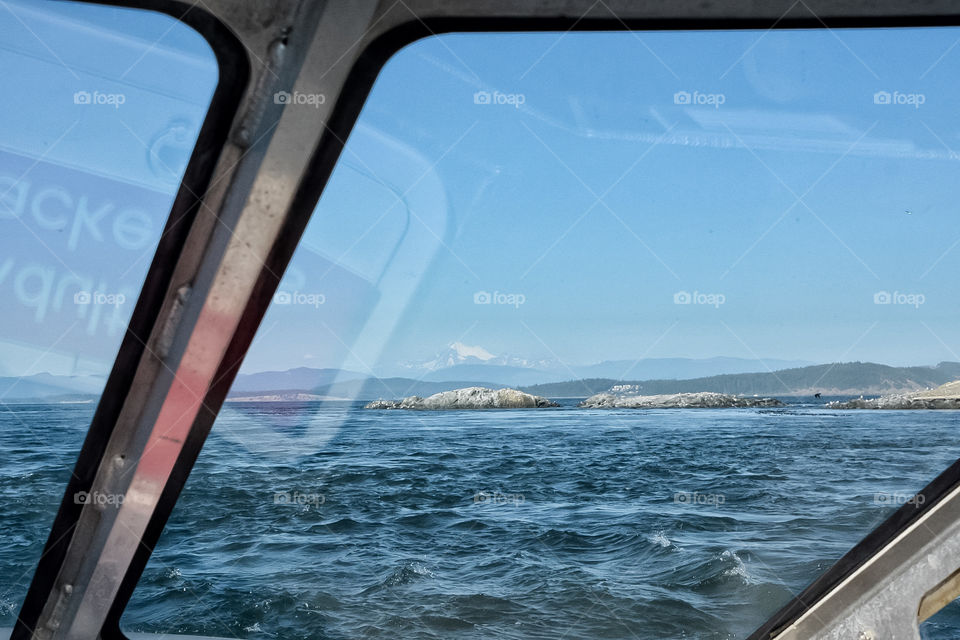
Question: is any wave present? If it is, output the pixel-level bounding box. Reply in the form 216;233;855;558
361;560;435;594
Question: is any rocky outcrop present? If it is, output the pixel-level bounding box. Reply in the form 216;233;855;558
828;396;960;409
827;381;960;409
227;393;336;402
364;387;558;410
579;391;784;409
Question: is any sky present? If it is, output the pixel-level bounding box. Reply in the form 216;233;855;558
0;0;216;377
257;28;960;373
1;0;960;378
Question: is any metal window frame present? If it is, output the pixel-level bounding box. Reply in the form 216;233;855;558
12;1;250;638
9;1;960;639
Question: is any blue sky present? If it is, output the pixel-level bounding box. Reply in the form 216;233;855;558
0;0;215;377
2;0;960;377
256;28;960;372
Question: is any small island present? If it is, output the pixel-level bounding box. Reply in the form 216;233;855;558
579;391;784;409
827;380;960;409
364;386;558;410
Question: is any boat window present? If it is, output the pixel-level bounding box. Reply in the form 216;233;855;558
0;0;217;624
78;27;960;639
922;597;960;638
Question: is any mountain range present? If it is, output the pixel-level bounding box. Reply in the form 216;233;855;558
222;361;960;401
521;361;960;398
230;367;367;392
377;342;814;386
0;372;106;402
5;355;960;403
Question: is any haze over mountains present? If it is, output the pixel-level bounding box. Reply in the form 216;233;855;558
3;340;958;402
221;361;960;401
230;367;367;393
522;362;960;398
0;373;105;402
375;341;814;387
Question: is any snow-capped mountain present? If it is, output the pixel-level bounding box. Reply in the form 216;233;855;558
379;342;563;385
401;342;557;373
419;341;495;370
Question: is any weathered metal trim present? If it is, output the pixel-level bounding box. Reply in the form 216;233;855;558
918;566;960;623
766;482;960;639
11;2;251;638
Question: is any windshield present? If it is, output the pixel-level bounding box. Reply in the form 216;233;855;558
115;28;960;639
3;14;960;640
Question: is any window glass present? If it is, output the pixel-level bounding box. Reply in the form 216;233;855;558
114;27;960;639
0;0;217;624
922;598;960;638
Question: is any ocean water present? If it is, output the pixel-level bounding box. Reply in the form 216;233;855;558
2;400;960;639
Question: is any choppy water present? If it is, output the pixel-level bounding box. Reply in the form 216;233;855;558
3;400;960;639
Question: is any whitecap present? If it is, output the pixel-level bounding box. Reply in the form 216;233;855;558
649;530;671;548
720;550;754;584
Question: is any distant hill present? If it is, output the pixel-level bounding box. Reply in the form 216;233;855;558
568;356;815;381
522;362;960;398
231;367;367;393
11;361;960;403
227;378;503;402
386;353;814;384
0;373;105;401
226;361;960;401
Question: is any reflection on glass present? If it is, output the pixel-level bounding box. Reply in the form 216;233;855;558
0;0;217;624
84;26;960;640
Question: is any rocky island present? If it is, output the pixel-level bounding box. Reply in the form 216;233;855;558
579;391;784;409
364;386;558;410
827;380;960;409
